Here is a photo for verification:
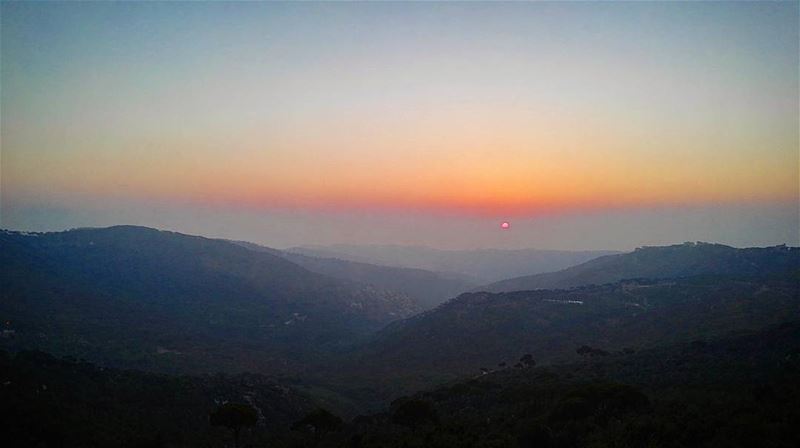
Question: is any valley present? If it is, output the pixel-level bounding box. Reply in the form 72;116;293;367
1;226;798;447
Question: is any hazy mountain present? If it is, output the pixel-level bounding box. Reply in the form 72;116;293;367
344;273;799;388
481;242;800;292
0;226;419;374
233;240;477;310
289;244;619;283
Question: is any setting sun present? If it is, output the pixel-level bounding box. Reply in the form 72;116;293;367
1;2;798;446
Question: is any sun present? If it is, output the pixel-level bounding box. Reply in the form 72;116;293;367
500;221;510;230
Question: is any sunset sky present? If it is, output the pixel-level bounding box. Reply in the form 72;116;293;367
2;1;798;250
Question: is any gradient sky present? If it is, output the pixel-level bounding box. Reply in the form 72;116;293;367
1;1;798;250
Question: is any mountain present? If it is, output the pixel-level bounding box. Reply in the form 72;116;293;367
289;244;619;283
6;322;798;448
342;273;799;391
0;349;318;448
0;226;419;375
481;242;800;292
233;241;476;310
321;322;800;448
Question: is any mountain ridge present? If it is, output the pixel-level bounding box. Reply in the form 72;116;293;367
290;244;620;283
480;241;800;293
231;240;477;310
331;272;799;398
0;226;420;375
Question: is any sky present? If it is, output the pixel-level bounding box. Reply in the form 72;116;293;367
1;1;798;250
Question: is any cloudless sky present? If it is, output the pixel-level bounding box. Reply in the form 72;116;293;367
1;1;798;250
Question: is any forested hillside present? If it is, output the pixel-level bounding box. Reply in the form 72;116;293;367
340;273;799;393
4;322;798;447
0;227;418;375
481;242;799;292
233;240;476;310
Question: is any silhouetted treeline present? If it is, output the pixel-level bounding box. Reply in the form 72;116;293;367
3;322;799;447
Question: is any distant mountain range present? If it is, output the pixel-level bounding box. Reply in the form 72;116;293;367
289;244;619;283
480;242;800;292
232;241;477;310
2;226;798;411
0;226;420;374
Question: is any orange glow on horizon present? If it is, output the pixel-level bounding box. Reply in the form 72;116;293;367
7;123;796;219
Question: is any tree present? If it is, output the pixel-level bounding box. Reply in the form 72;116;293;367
517;422;553;448
391;399;438;430
576;345;593;359
292;408;343;439
209;403;257;448
519;354;536;368
576;345;609;359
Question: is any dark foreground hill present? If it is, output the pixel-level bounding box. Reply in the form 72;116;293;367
233;240;477;310
0;226;419;375
481;242;800;292
0;349;317;448
3;322;798;448
318;322;800;448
